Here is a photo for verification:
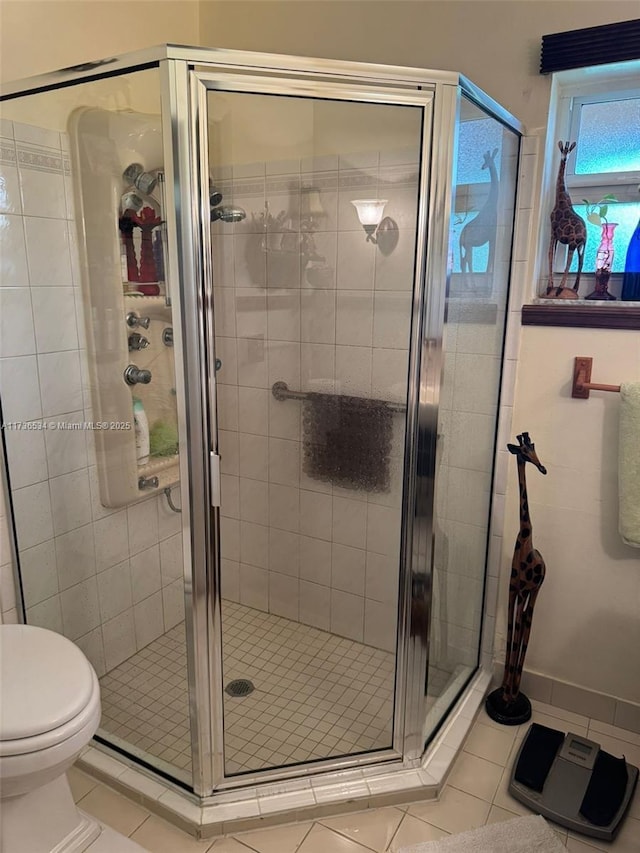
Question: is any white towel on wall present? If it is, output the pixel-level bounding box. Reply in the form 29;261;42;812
619;381;640;548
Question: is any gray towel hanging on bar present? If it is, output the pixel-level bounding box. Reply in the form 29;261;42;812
302;392;393;492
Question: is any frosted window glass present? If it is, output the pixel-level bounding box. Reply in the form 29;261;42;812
575;99;640;174
567;202;640;272
457;119;503;184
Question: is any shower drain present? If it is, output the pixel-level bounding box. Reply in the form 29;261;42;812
225;679;255;697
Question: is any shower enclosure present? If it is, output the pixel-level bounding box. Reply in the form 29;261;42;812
0;46;521;801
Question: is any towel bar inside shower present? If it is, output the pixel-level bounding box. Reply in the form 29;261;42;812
271;381;406;413
572;357;622;399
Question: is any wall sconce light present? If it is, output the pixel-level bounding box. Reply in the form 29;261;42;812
351;199;398;254
300;186;325;225
351;199;388;241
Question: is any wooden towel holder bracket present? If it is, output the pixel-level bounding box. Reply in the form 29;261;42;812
571;356;621;399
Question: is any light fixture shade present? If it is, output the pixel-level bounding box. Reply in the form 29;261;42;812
351;199;388;227
301;187;324;218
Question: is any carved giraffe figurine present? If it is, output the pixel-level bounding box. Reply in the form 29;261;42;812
546;141;586;298
502;433;547;705
460;148;499;274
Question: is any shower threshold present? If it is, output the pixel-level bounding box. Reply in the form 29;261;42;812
82;664;491;836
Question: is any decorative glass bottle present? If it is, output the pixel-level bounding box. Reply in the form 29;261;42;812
621;217;640;301
585;222;618;300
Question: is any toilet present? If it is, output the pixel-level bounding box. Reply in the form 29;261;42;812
0;624;102;853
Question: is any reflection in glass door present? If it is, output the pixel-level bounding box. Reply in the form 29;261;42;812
424;96;520;741
203;88;427;774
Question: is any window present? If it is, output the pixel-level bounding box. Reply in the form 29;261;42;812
564;89;640;275
542;62;640;292
568;94;640;177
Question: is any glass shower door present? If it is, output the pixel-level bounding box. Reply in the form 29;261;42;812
198;81;430;775
423;95;520;741
0;67;193;785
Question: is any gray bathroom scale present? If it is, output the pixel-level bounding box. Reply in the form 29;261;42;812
509;723;638;841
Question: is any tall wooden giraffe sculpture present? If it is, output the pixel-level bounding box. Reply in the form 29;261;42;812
546;141;587;298
460;148;499;274
486;432;547;725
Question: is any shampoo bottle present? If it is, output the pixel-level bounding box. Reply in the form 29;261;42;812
133;397;149;465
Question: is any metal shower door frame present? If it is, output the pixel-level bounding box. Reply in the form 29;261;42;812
164;58;525;798
173;60;450;795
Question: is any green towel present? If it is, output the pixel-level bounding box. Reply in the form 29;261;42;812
149;421;179;457
619;382;640;548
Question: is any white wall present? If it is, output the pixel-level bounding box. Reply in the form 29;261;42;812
198;0;638;129
500;328;640;702
0;0;199;84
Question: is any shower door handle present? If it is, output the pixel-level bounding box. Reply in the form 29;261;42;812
209;452;221;507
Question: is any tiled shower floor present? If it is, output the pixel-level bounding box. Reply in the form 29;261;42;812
220;601;396;773
99;624;192;775
99;601;398;777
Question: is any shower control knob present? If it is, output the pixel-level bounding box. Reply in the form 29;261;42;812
126;312;151;330
138;475;159;491
128;333;150;351
124;364;152;386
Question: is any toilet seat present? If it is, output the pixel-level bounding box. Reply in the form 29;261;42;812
0;625;99;756
0;672;100;757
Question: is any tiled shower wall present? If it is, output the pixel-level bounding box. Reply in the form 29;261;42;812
0;120;184;673
211;151;419;652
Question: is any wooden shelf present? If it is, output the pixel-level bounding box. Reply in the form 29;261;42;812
522;304;640;330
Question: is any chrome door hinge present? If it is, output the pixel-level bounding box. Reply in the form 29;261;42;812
210;452;221;507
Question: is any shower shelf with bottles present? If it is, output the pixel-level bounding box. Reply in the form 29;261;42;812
124;293;180;497
70;106;180;508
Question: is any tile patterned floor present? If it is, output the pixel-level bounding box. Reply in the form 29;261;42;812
220;601;396;773
99;624;192;779
99;601;401;779
71;698;640;852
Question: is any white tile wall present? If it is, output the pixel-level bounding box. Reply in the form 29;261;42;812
0;356;42;420
133;590;164;649
0;287;35;357
55;524;96;590
38;351;84;416
19;540;58;605
0;121;186;671
0;214;30;285
213;152;419;651
3;422;48;488
130;545;161;603
24;216;72;286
